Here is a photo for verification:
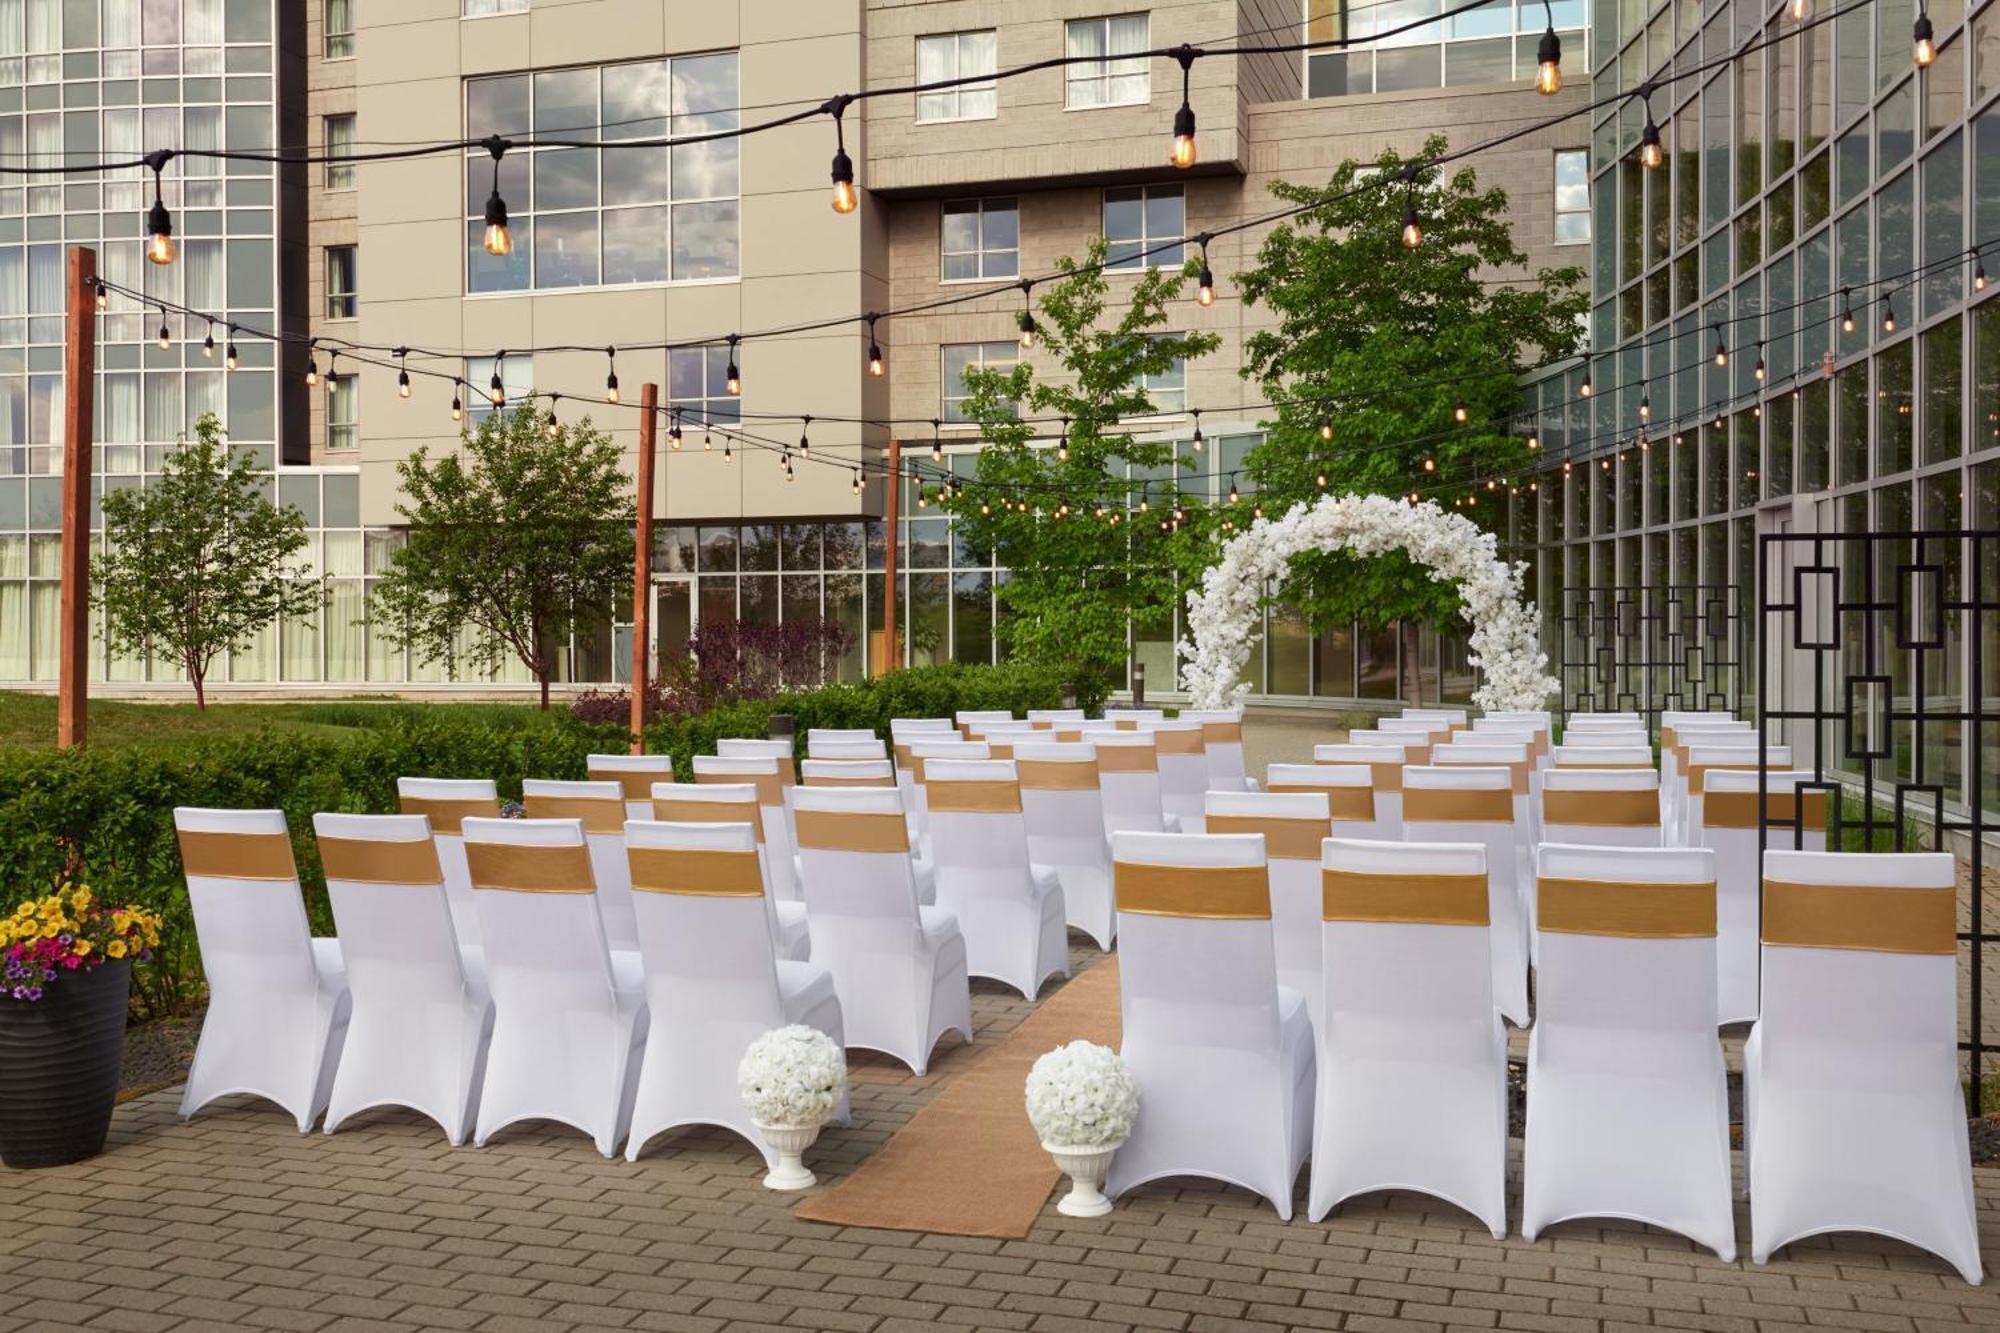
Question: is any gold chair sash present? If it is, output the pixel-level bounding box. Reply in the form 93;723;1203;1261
522;793;625;834
1264;781;1376;822
1317;754;1403;791
987;741;1015;760
927;779;1023;814
803;773;895;788
1537;876;1716;938
1095;745;1157;773
465;841;596;893
1017;759;1100;790
178;829;298;881
397;794;500;834
1321;869;1489;925
1403;786;1514;824
1204;814;1326;860
651;797;764;840
1052;728;1086;742
776;756;797;787
318;835;442;885
627;846;765;897
587;766;666;800
1554;757;1654;769
1201;720;1243;744
1761;879;1955;955
1113;861;1270;919
1113;718;1141;731
892;743;913;770
1703;789;1828;831
794;808;910;853
1152;728;1205;755
697;768;783;807
1542;787;1659;827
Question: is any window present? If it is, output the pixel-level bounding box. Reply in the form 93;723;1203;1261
1554;149;1590;244
1139;339;1186;415
464;0;528;14
916;32;997;122
1066;14;1151;108
670;346;740;427
942;342;1018;423
465;54;741;293
324;0;353;58
324;115;355;191
1103;185;1184;270
466;354;532;426
325;246;357;319
327;375;357;452
941;199;1018;281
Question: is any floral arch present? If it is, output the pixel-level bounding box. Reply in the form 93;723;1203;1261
1177;493;1558;711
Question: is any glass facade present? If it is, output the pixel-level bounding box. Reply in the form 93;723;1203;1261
1306;0;1589;97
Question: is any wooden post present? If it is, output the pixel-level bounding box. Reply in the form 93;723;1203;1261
58;246;96;750
630;383;659;752
881;436;899;674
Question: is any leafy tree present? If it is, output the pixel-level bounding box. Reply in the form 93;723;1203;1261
94;413;322;710
374;405;635;710
1235;136;1586;700
936;237;1221;690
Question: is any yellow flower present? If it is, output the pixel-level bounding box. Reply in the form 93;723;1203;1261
74;939;91;955
13;901;33;919
105;940;126;959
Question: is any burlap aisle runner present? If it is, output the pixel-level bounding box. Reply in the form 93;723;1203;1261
794;956;1123;1238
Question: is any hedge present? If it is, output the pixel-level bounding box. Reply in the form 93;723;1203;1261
0;662;1091;1016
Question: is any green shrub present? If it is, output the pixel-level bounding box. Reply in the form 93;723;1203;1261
0;662;1084;1016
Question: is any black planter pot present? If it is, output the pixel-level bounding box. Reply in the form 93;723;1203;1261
0;959;131;1169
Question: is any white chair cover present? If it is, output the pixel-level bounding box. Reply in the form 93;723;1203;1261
1015;741;1117;950
800;758;896;788
975;723;1039;758
1102;707;1166;728
1472;717;1550;766
714;737;802;785
1683;745;1791;847
1522;843;1734;1260
314;813;492;1144
1178;706;1255;792
396;777;501;951
1025;708;1086;725
692;753;799;903
807;727;879;748
1429;741;1534;845
622;819;847;1165
587;752;676;822
648;781;811;960
1551;743;1654;769
1399;766;1529;1027
1092;732;1174;836
1558;730;1650;748
1204;790;1333;1028
1314;741;1410;837
462;816;646;1157
1698;770;1827;1023
1145;720;1210;833
791;785;973;1075
905;738;990;860
1745;850;1981;1282
1564;712;1643;729
1540;768;1662;850
808;737;890;761
955;708;1016;739
1107;831;1314;1220
1373;719;1446;762
1311;837;1507;1237
1402;707;1469;730
522;779;639;953
174;808;351;1132
1264;763;1384;841
891;717;955;737
923;758;1069;1000
1662;722;1755;833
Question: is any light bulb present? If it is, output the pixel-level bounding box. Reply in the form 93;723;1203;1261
482;191;511;256
1018;309;1036;348
397;369;411;398
1197;263;1215;307
202;324;214;358
1535;28;1563;94
1400;199;1422;248
868;341;884;376
224;339;238;371
1170;101;1197;169
145;197;174;265
1789;0;1807;18
1914;12;1935;66
1638;118;1663;170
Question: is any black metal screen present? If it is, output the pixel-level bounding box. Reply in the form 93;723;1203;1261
1757;528;1997;1111
1560;583;1746;728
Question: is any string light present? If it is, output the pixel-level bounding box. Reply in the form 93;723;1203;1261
604;348;619;403
481;136;512;256
1319;421;1333;441
826;95;859;214
1637;91;1664;170
489;353;507;406
324;351;339;393
1579;358;1592;397
866;315;884;376
1840;289;1857;332
1535;0;1563;94
450;380;463;422
1018;281;1037;348
94;278;107;312
224;328;239;371
1637;382;1650;420
932;420;944;464
201;320;215;358
1453;397;1468;423
1881;291;1898;333
1195;235;1216;306
1057;416;1070;463
1978;254;1989;291
156;309;170;349
1422;456;1436;473
1914;6;1936;65
799;415;812;455
396;348;411;398
852;467;862;495
1753;343;1766;381
1192;410;1204;452
144;150;174;265
725;334;741;395
1169;45;1198;167
1711;323;1728;366
723;437;732;462
545;396;560;438
1789;0;1807;18
669;409;683;449
305;338;319;387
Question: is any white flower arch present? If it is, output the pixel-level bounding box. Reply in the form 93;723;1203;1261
1178;493;1558;711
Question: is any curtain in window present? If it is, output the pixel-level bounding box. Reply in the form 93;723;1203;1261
28;580;56;678
101;0;137;45
103;374;140;442
325;580;363;681
23;0;56;53
143;372;181;443
0;0;24;59
230;623;273;681
0;580;28;680
183;0;220;44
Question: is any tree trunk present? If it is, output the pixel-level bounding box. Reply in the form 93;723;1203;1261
538;671;551;712
190;663;207;711
1401;620;1424;707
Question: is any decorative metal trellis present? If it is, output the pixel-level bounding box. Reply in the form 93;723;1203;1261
1558;583;1747;728
1757;528;1996;1111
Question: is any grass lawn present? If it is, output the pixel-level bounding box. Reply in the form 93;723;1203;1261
0;691;547;752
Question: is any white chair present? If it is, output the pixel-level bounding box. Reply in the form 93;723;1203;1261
461;816;647;1158
905;737;990;860
622;819;846;1165
923;758;1069;1000
810;737;890;761
800;758;897;788
174;808;350;1132
715;737;800;789
397;777;501;950
1369;720;1442;764
1103;707;1167;730
1663;723;1755;832
1559;730;1651;749
1402;707;1468;731
1684;745;1791;847
1178;707;1254;792
791;785;972;1075
1472;717;1549;766
1429;741;1534;843
1106;831;1314;1220
1522;844;1734;1261
1265;763;1384;841
1745;850;1980;1283
1551;743;1654;769
956;708;1016;739
978;725;1038;760
891;717;955;737
522;779;639;953
1026;708;1086;726
1146;720;1210;833
1540;768;1661;849
693;754;799;902
1092;732;1175;836
1315;741;1410;837
1400;767;1529;1027
1312;838;1507;1237
1699;770;1827;1024
1015;741;1117;951
314;813;492;1145
587;752;675;822
1565;712;1643;730
648;782;812;959
1204;790;1333;1028
807;727;879;749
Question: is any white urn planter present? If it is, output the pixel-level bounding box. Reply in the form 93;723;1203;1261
1042;1139;1123;1218
755;1120;824;1191
738;1025;847;1193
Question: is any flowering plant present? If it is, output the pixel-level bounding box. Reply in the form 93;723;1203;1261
2;884;162;1002
1025;1041;1139;1148
738;1025;847;1127
1178;493;1558;712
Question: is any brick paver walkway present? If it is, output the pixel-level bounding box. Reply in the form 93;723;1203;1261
4;938;1998;1333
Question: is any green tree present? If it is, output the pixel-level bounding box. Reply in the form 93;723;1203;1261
93;414;322;711
374;405;635;710
937;238;1221;689
1235;136;1586;700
